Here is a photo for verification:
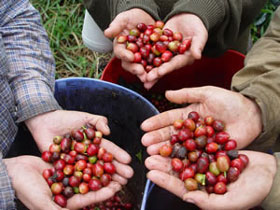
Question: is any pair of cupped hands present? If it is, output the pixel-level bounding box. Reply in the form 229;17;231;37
5;85;276;210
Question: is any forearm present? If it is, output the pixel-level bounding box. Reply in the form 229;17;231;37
0;154;16;210
164;0;266;55
2;0;61;122
231;7;280;151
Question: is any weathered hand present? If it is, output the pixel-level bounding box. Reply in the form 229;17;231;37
144;13;208;89
141;86;262;153
145;151;276;210
25;110;110;152
104;8;155;83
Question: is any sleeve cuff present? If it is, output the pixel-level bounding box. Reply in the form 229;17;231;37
261;152;280;209
0;154;16;210
237;87;279;151
115;0;160;21
13;80;62;123
164;0;224;31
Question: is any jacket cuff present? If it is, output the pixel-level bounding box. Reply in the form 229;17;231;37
261;152;280;209
164;0;224;31
115;0;160;21
236;87;279;152
0;154;16;210
13;80;62;123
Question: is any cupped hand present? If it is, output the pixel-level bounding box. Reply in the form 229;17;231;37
145;150;276;210
25;110;110;152
4;156;68;210
141;86;262;153
5;144;133;210
144;13;208;89
104;8;155;83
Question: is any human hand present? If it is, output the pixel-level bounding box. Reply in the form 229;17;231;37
144;13;208;89
141;86;262;152
145;150;276;210
104;8;155;83
25;110;110;152
5;153;133;210
4;156;68;210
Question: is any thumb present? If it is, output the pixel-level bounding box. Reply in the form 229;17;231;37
165;87;208;104
190;35;205;60
182;190;209;207
104;14;128;38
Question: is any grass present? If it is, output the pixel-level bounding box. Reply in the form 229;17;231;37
30;0;112;79
30;0;278;79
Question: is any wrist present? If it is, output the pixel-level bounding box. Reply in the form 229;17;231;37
25;110;56;135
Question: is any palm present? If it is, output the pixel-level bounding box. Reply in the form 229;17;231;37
25;110;110;152
141;86;262;151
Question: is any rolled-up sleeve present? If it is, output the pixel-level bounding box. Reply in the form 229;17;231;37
1;0;61;123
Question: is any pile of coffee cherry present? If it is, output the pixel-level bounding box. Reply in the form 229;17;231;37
41;125;116;207
81;194;132;210
117;21;191;72
159;111;249;194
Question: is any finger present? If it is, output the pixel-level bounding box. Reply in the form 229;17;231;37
183;190;237;210
147;170;187;199
104;14;129;38
122;61;146;79
112;173;128;185
112;160;134;179
87;115;110;136
165;87;209;104
147;141;169;155
156;53;194;78
145;155;172;173
113;40;134;62
67;181;121;209
143;80;157;90
190;33;207;60
100;139;132;164
141;126;175;147
137;72;147;83
141;108;186;131
145;67;159;82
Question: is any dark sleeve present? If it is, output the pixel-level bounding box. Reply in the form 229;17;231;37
83;0;160;31
231;7;280;151
164;0;267;56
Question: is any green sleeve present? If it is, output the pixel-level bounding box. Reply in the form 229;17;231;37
83;0;160;31
261;152;280;209
164;0;266;56
231;7;280;152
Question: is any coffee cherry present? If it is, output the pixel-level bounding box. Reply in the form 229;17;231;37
197;157;209;173
184;139;196;151
117;35;127;43
188;111;200;122
183;118;196;131
51;183;63;195
54;194;67;207
171;158;184;172
104;162;116;174
217;156;230;172
184;178;198;191
214;182;227;194
180;167;195;180
159;144;172;157
227;167;240;183
63;186;74;198
238;154;249;168
79;182;89;194
42;151;52;163
178;128;193;141
89;179;102;191
213;120;225;131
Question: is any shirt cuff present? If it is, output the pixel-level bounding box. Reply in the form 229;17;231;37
115;0;160;21
0;154;16;210
164;0;224;31
13;80;62;123
261;152;280;209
